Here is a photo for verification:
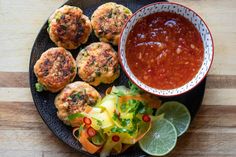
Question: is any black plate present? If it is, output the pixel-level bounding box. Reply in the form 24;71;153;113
29;0;206;156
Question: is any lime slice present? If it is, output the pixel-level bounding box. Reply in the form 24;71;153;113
139;118;177;156
156;101;191;137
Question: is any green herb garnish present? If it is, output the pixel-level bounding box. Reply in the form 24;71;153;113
112;112;119;121
113;91;125;97
35;82;44;92
124;8;131;14
111;126;128;133
145;107;154;115
76;93;81;99
111;125;137;135
70;66;75;73
54;12;62;21
108;10;113;18
96;119;102;127
121;119;131;127
47;25;51;33
120;104;127;112
78;125;83;136
95;71;101;77
128;80;143;95
67;112;84;121
91;131;105;145
60;24;67;30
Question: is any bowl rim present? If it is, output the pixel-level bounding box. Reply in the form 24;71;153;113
118;1;214;97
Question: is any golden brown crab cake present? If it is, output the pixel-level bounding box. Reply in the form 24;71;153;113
76;42;120;86
91;2;132;45
48;5;92;49
54;81;101;125
34;47;77;93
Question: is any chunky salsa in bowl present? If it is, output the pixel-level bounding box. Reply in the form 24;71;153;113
119;2;214;96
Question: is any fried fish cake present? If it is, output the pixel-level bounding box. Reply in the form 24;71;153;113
34;47;76;93
54;81;101;125
91;2;132;45
48;5;92;49
76;42;120;86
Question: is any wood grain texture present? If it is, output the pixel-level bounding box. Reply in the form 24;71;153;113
0;72;29;88
0;0;236;156
169;0;236;75
206;75;236;89
0;151;42;157
0;0;235;75
0;0;67;72
203;89;236;106
1;87;236;106
1;103;236;156
1;72;236;89
0;88;32;102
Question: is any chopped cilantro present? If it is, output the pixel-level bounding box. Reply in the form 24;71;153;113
120;104;127;112
95;70;101;77
132;117;141;126
78;125;83;135
128;80;143;94
127;99;141;113
91;131;105;145
136;103;146;114
112;112;119;121
60;24;67;30
121;119;131;127
70;66;75;73
35;82;44;92
67;112;84;121
76;93;81;99
111;126;137;135
145;107;154;115
113;91;125;97
111;126;127;133
108;10;113;18
96;119;102;127
69;92;82;101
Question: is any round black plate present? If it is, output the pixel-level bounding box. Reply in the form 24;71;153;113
29;0;206;156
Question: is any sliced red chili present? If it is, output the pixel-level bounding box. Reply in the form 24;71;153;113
87;127;97;137
142;114;151;122
112;135;120;142
83;117;92;125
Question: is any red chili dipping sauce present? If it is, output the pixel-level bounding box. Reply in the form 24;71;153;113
126;12;204;90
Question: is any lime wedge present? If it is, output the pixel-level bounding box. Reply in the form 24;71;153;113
139;118;177;156
156;101;191;137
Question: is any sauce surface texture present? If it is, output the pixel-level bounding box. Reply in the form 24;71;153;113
126;12;204;89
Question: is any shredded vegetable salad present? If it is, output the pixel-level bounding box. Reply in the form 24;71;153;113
67;83;161;157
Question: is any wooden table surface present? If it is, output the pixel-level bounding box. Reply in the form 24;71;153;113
0;0;236;157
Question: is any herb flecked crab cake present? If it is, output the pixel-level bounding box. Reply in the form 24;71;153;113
48;5;92;49
34;47;77;93
91;2;132;45
54;81;101;125
76;42;120;86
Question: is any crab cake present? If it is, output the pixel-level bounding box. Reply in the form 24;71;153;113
34;47;77;93
48;5;92;49
76;42;120;86
91;2;132;45
54;81;101;125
